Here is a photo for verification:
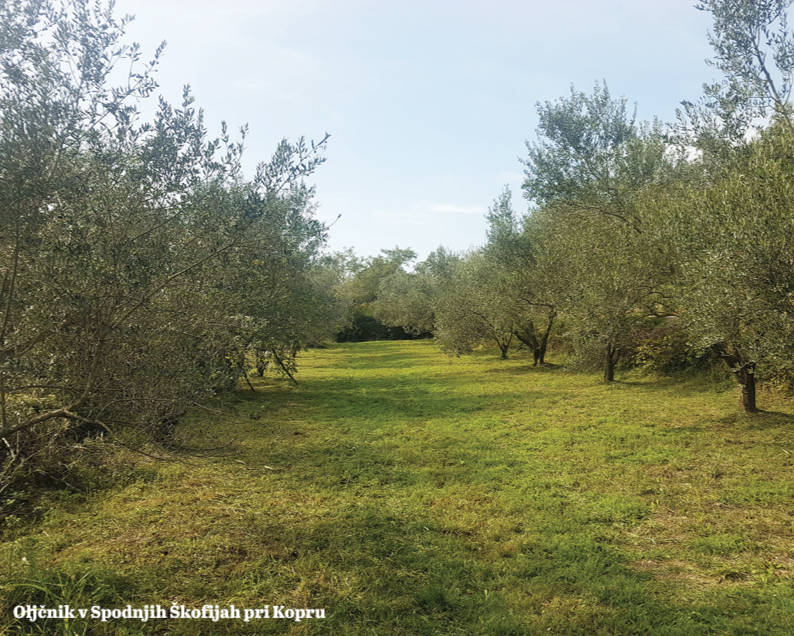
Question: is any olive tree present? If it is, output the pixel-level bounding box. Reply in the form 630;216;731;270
529;203;671;381
681;0;794;149
434;252;516;359
337;247;418;341
522;83;672;380
666;124;794;411
664;0;794;411
372;247;459;336
372;270;435;336
523;82;668;232
484;187;557;366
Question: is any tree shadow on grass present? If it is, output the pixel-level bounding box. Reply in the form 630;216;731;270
326;343;448;370
245;369;563;425
281;388;552;424
715;409;794;431
483;363;562;376
6;503;787;635
217;505;777;635
612;376;725;393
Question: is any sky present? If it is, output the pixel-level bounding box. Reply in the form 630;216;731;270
114;0;716;261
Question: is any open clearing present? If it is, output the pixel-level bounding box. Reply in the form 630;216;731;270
2;340;793;634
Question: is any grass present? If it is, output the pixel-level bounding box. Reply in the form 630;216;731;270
1;340;793;634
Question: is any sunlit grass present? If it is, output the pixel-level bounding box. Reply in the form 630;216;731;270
2;340;793;634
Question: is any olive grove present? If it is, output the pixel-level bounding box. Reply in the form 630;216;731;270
5;0;794;511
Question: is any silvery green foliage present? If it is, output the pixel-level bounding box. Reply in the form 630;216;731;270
522;84;672;377
679;1;794;154
434;252;517;359
669;123;794;383
527;202;670;373
372;270;436;336
523;82;667;232
482;187;557;364
663;1;794;409
701;0;794;106
344;248;417;306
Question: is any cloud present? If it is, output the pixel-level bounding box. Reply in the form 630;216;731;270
371;201;485;222
427;203;482;215
371;209;426;224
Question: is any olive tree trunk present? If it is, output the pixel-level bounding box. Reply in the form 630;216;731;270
716;344;757;413
514;309;556;366
603;342;619;383
496;333;513;360
535;310;556;366
735;365;757;412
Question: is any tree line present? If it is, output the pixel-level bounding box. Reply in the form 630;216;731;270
360;0;794;414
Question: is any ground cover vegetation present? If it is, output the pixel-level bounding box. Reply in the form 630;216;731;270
1;0;794;632
1;341;792;634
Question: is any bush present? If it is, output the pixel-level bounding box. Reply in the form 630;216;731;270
337;312;430;342
630;319;711;374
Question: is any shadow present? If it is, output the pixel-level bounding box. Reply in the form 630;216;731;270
156;504;775;634
260;373;557;424
324;341;449;370
714;409;794;431
484;363;562;376
755;409;794;420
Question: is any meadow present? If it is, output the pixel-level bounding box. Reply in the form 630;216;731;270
1;340;793;635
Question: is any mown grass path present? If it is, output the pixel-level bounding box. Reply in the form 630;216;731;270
2;341;794;634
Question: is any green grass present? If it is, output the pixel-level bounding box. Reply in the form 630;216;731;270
2;340;793;634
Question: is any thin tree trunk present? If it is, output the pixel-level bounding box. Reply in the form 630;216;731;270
513;329;538;363
272;350;298;384
513;310;556;366
536;310;556;366
603;342;616;383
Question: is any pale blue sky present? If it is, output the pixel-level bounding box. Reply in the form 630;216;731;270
116;0;715;260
